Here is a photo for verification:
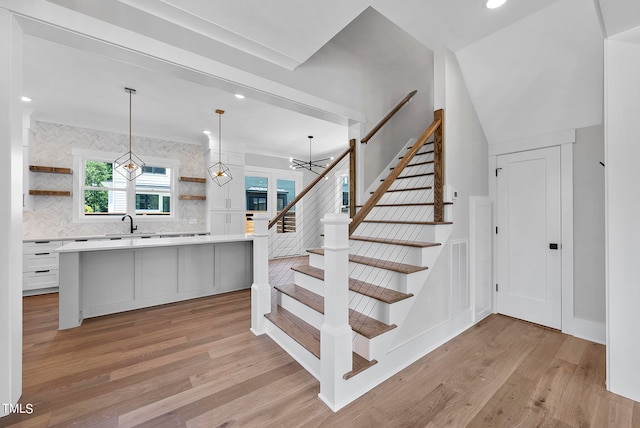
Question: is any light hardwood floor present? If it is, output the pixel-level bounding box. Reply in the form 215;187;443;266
2;261;639;427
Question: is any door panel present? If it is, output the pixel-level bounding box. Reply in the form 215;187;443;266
496;146;561;329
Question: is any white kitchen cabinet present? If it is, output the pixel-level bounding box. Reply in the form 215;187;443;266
59;237;253;328
22;240;65;295
208;153;245;235
210;210;245;235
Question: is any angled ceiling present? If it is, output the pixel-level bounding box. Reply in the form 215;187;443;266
11;0;640;155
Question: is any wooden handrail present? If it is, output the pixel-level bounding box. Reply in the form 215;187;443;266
349;111;443;236
269;143;354;229
360;90;417;144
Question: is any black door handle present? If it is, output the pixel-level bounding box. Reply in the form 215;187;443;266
549;243;559;250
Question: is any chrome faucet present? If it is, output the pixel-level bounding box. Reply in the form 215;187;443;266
121;215;137;234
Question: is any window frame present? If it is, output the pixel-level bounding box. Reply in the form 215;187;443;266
72;148;179;223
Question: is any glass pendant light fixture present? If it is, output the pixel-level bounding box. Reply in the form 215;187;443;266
114;87;145;181
208;109;233;186
290;135;333;175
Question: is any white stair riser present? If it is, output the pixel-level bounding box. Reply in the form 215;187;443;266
293;271;324;296
278;293;324;330
365;205;435;222
355;223;451;243
308;252;324;270
348;292;414;325
266;320;320;380
352;329;395;361
348;262;429;294
378;189;433;205
349;240;441;266
386;176;433;192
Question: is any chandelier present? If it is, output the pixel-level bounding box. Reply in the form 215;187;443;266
208;109;233;186
290;136;333;175
114;87;145;181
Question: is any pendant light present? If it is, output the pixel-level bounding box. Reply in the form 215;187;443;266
114;87;145;181
289;135;333;175
208;109;233;186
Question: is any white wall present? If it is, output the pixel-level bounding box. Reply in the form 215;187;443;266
23;121;207;238
604;35;640;402
0;8;23;417
251;7;435;193
456;0;603;145
395;48;489;343
573;125;605;324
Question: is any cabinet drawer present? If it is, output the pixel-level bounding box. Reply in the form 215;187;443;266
23;252;59;272
23;240;64;254
23;270;59;291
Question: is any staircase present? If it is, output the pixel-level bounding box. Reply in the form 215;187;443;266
249;105;454;410
265;118;456;407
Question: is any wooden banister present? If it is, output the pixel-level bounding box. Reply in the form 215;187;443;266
349;111;443;236
360;90;417;144
269;142;355;230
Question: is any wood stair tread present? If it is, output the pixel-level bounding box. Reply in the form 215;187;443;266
362;220;453;225
290;262;413;304
265;305;378;379
350;235;441;248
399;149;433;159
273;284;397;339
390;160;434;170
381;172;433;181
307;249;428;274
265;305;320;358
356;202;453;208
372;186;432;194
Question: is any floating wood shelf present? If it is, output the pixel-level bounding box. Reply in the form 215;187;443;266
29;190;71;197
179;195;206;201
30;165;72;174
179;177;206;183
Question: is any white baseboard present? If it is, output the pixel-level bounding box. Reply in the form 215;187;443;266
571;317;605;345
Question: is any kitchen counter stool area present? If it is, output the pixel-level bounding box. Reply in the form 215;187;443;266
56;235;253;330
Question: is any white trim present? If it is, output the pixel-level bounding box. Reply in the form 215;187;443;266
72;149;180;223
488;129;576;156
489;139;575;335
560;143;575;336
572;318;606;345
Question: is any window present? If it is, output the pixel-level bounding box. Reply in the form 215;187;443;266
74;150;177;221
83;160;126;216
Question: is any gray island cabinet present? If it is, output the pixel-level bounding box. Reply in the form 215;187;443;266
56;234;253;329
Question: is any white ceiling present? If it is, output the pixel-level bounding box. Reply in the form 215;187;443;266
22;35;349;159
17;0;640;157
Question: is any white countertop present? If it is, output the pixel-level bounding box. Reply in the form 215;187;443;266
56;234;253;253
25;231;210;243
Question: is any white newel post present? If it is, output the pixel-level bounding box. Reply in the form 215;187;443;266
318;213;353;410
251;214;271;335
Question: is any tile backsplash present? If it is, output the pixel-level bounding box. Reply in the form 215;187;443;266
24;121;208;238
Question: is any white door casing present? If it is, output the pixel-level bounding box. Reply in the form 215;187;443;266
496;146;562;329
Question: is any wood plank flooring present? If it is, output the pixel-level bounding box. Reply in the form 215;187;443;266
2;261;639;426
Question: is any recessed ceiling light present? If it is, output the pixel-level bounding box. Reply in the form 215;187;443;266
202;130;211;135
486;0;508;8
21;96;32;102
235;94;245;99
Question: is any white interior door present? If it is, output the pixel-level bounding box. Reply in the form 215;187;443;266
496;146;562;329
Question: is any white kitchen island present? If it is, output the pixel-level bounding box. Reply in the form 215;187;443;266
56;234;253;329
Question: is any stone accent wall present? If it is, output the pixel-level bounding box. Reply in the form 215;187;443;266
24;121;208;238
